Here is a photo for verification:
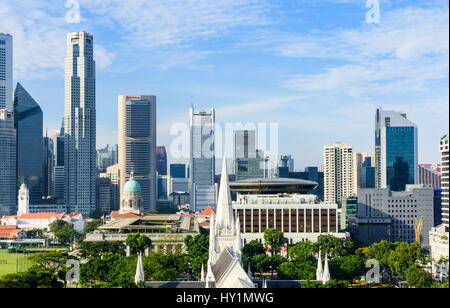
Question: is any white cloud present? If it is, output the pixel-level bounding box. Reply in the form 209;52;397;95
277;6;449;96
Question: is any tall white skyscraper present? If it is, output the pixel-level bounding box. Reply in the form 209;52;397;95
0;33;12;110
189;106;216;212
440;134;449;231
118;95;157;211
64;32;96;216
324;143;354;204
375;107;418;191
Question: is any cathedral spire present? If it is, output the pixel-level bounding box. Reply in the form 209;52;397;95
323;254;331;283
316;249;323;282
216;156;233;230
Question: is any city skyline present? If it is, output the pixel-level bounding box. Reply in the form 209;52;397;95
0;1;448;171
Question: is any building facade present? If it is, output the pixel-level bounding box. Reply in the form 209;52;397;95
118;95;157;211
234;130;264;180
64;32;97;216
324;143;354;204
353;153;375;195
352;185;434;248
170;163;186;178
156;146;167;176
375;107;418;191
418;164;441;189
13;83;43;203
97;144;118;172
439;134;448;231
0;110;16;215
0;33;12;110
189;106;216;212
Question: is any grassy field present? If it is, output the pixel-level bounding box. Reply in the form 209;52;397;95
0;251;33;277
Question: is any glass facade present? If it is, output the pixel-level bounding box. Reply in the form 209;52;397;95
385;126;416;191
14;83;43;203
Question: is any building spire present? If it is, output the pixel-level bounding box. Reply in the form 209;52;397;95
316;249;323;282
322;254;331;283
216;156;233;230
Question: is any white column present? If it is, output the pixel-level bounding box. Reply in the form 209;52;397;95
304;209;307;232
319;207;322;233
259;208;261;233
327;208;330;233
251;208;254;233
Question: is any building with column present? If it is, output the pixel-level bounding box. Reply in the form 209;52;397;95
0;110;16;215
234;130;264;180
350;185;434;248
118;95;157;212
0;33;12;111
189;106;216;212
229;178;345;245
64;32;96;216
375;107;418;191
324;143;354;204
13;83;43;203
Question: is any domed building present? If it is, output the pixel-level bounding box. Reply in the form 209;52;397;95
120;173;144;215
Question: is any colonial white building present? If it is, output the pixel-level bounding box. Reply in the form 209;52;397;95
205;158;255;288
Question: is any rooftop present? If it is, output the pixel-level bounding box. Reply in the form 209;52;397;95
230;178;318;194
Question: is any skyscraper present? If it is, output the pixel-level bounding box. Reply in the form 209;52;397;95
0;33;12;110
97;144;118;172
234;130;264;180
156;146;168;176
43;135;54;199
353;153;375;195
440;134;449;231
324;143;354;204
64;32;96;216
0;110;16;215
118;95;157;211
418;164;441;189
13;83;43;203
189;106;216;212
170;164;186;178
375;107;418;191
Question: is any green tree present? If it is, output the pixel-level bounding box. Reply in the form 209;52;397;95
242;240;265;271
387;242;424;278
79;241;125;258
184;234;209;277
125;233;152;254
27;251;74;276
252;254;271;279
329;255;365;283
322;279;348;288
315;235;346;258
49;220;78;245
301;280;323;288
263;228;288;256
0;267;63;288
278;241;317;280
405;264;433;288
84;219;103;233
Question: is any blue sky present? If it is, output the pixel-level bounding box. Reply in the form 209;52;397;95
1;0;448;171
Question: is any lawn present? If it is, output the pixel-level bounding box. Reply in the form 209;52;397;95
0;251;33;277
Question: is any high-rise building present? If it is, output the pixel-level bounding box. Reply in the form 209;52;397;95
324;143;354;204
42;135;54;199
440;134;449;230
96;176;113;214
53;166;65;202
156;146;167;176
118;95;157;211
375;107;418;191
353;153;375;195
64;32;97;216
105;163;120;212
52;119;65;167
0;33;12;110
97;144;118;172
0;110;16;215
351;185;434;248
280;155;294;172
170;163;186;178
189;106;216;212
286;167;324;202
418;164;441;190
234;130;264;180
13;83;43;203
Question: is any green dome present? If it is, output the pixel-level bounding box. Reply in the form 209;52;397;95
123;177;141;193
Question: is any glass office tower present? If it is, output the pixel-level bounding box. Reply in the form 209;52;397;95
375;107;418;191
14;82;43;203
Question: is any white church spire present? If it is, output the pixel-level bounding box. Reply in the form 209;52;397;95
17;183;30;216
216;156;234;230
316;249;323;282
323;254;331;283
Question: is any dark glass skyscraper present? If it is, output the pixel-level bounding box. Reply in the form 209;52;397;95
375;107;418;191
170;164;186;178
14;82;43;203
156;146;167;176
